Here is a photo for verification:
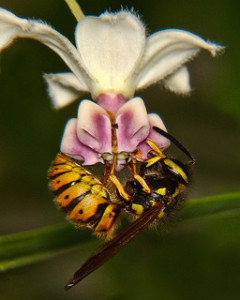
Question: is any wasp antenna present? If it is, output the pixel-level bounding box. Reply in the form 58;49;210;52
152;127;195;163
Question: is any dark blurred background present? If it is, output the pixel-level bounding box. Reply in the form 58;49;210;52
0;0;239;299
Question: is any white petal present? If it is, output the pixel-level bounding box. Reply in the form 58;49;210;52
75;11;146;99
0;9;24;50
44;72;89;109
135;29;223;89
0;8;89;87
163;66;191;94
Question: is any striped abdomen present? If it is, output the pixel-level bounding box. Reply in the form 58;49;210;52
49;153;120;238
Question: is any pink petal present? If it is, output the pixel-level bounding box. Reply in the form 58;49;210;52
138;113;171;159
97;94;126;115
148;113;171;149
76;100;112;153
116;97;150;153
60;118;102;165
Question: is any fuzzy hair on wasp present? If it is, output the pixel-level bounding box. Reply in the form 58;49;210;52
48;127;195;289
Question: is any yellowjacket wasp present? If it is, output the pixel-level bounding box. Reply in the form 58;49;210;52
49;127;195;289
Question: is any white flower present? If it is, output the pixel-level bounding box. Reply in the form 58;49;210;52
0;8;223;109
0;7;223;167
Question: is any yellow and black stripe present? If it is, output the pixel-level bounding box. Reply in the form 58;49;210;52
49;153;120;238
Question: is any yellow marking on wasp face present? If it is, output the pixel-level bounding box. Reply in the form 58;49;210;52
131;204;144;215
158;210;165;219
56;182;91;207
156;187;166;196
69;194;107;222
164;159;188;183
95;204;118;233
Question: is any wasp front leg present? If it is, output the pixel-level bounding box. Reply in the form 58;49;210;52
128;150;151;194
102;154;131;201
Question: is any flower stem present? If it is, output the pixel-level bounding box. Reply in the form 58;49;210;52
64;0;85;21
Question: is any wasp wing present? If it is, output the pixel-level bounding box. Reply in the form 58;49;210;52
65;201;164;290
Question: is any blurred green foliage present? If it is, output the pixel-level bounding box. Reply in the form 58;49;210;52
0;0;239;299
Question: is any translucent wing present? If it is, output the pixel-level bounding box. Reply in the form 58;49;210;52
65;201;164;290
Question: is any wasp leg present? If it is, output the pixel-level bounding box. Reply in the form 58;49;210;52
146;138;166;158
109;173;131;201
108;131;131;201
103;152;131;201
102;161;111;186
128;152;151;194
103;111;131;201
144;139;166;167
